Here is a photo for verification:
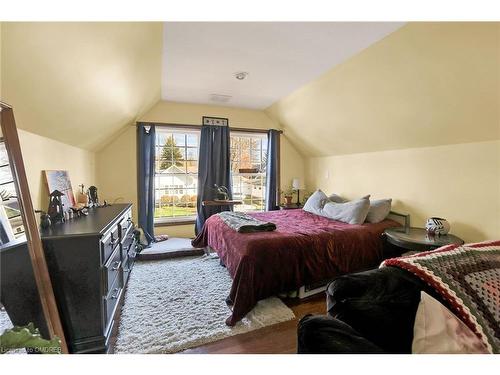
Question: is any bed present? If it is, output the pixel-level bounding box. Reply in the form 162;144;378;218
192;208;400;326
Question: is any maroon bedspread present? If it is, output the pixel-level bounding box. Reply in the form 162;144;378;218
192;209;400;326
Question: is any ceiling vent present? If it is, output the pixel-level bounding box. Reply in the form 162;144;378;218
210;94;232;103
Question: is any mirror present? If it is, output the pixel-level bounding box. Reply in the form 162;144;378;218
0;102;68;353
0;137;26;244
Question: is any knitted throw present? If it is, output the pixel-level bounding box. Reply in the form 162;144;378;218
381;240;500;353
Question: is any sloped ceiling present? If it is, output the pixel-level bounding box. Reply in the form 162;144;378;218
266;22;500;157
2;22;498;158
161;22;404;109
0;22;162;151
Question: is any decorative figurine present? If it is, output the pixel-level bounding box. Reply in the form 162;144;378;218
47;190;65;223
214;184;229;200
70;206;88;217
425;217;451;236
77;183;88;205
35;210;51;229
87;186;99;208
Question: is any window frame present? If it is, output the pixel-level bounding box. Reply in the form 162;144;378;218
148;123;280;227
230;131;269;213
153;126;201;226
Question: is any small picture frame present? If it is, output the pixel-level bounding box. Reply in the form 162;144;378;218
43;170;76;210
202;116;229;127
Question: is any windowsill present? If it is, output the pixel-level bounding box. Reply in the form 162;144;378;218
154;217;196;227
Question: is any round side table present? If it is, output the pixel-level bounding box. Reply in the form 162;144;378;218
384;227;464;253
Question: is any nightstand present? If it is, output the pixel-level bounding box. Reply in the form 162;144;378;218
279;204;302;210
383;227;464;255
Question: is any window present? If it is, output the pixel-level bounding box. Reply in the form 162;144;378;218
153;127;269;223
154;128;200;223
230;132;268;212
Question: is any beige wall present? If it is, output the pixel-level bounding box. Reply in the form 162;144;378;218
96;100;305;238
17;129;96;212
308;141;500;242
1;22;162;151
266;23;499;158
267;22;500;243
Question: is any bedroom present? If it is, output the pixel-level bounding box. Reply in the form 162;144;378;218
0;0;499;373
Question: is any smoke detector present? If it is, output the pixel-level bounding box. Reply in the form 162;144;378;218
234;71;249;80
210;94;232;103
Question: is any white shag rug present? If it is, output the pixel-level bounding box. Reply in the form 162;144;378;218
115;255;295;354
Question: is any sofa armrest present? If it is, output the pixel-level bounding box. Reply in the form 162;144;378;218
326;267;428;353
297;314;385;354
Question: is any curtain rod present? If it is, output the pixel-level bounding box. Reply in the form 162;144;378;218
136;121;283;134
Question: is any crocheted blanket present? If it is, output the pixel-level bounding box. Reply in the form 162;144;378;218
381;240;500;353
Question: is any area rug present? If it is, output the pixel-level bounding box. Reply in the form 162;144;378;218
114;255;295;354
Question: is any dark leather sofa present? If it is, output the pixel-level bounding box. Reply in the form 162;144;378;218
297;267;440;354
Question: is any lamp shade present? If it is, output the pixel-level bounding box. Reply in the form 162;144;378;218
292;178;301;190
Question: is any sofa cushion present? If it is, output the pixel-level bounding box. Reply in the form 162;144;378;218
412;292;489;354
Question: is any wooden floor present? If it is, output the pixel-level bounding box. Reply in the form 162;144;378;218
182;294;326;354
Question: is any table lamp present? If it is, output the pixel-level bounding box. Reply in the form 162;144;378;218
292;178;302;206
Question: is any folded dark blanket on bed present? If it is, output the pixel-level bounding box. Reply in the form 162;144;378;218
217;211;276;233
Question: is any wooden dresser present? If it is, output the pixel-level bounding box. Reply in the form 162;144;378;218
1;204;137;353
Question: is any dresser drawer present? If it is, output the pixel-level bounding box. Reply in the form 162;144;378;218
122;235;137;280
119;209;133;241
104;276;122;333
103;247;121;296
100;228;119;263
122;260;131;284
121;224;134;248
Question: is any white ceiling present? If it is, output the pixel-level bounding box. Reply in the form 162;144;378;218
162;22;405;109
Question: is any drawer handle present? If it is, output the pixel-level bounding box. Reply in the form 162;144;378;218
111;261;120;271
110;239;115;247
111;288;120;299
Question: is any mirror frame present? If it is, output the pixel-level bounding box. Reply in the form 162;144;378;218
0;101;68;353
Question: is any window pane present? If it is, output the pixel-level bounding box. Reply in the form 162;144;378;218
186;148;198;161
0;166;13;185
230;132;268;213
186;160;198;174
173;133;185;146
154;128;200;221
156;132;169;146
187;134;198;147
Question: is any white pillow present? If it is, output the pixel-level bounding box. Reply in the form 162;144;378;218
365;198;392;223
412;292;489;354
326;193;347;203
324;193;370;205
322;197;370;225
303;189;328;216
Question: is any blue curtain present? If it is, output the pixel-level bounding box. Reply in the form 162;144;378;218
137;124;156;245
195;125;232;234
265;129;280;211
